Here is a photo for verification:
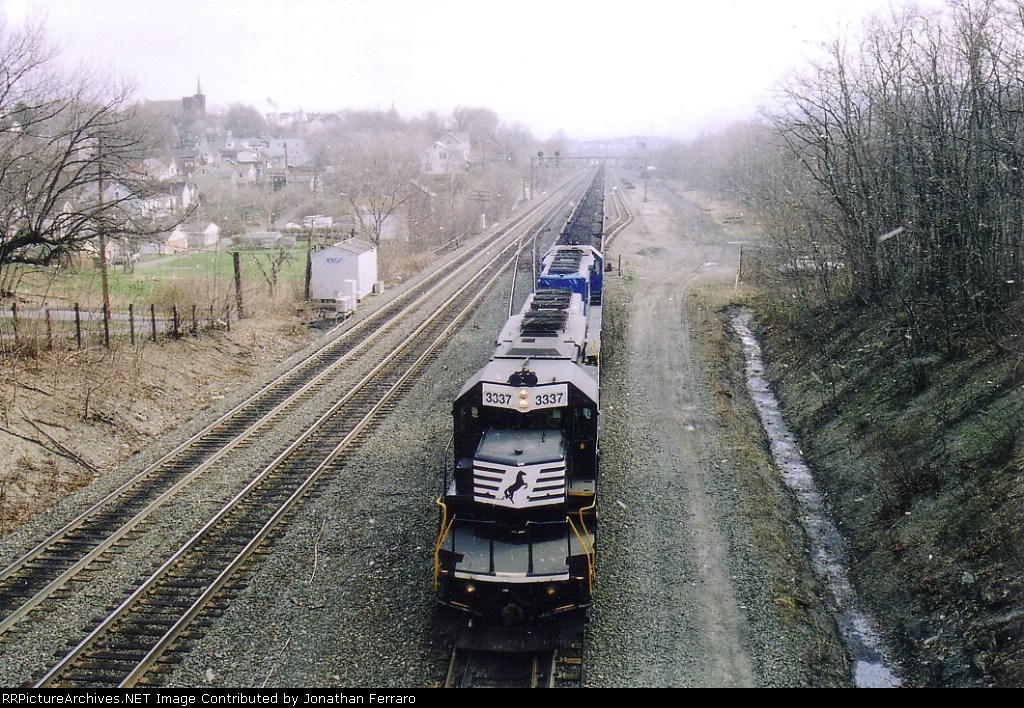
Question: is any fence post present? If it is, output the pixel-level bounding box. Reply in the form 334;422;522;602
74;303;82;349
11;302;17;349
129;303;135;346
190;304;197;336
45;308;52;351
150;304;157;342
233;251;244;319
172;304;179;338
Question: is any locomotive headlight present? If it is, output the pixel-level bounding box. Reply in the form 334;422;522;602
465;583;476;594
546;585;557;597
518;388;529;409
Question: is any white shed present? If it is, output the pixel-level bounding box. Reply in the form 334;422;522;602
310;238;378;301
140;228;189;255
181;222;220;250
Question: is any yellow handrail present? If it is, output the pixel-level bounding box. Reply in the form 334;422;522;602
433;498;454;591
567;501;597;594
577;499;596;556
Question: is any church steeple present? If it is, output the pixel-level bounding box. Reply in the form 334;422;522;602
182;78;206;116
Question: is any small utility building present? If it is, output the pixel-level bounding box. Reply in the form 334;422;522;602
310;238;378;303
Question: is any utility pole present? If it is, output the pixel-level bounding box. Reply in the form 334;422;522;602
531;153;541;200
304;224;315;301
97;135;111;348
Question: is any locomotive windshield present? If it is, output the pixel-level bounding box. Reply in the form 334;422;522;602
474;429;564;467
457;404;595;442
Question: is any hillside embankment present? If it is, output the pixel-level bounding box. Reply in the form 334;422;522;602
755;302;1023;687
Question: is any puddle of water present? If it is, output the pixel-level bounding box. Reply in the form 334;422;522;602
732;310;902;688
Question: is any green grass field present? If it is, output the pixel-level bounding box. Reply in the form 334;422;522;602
16;246;309;309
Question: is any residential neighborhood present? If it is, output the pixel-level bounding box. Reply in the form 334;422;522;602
0;56;566;326
8;82;554;272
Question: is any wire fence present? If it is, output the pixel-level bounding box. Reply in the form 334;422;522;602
0;300;239;355
0;246;314;356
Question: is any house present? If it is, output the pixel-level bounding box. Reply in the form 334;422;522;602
264;138;311;168
140;228;189;256
173;147;208;176
214;136;268;164
85;179;192;219
65;239;99;270
172;181;195;213
101;182;140;210
140;181;193;217
107;239;140;266
266;165;289;190
81;237;137;268
143;156;179;181
225;161;259;186
180;222;220;250
421;132;471;175
191;165;234;193
310;238;378;302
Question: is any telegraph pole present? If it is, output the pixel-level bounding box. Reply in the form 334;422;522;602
304;223;315;301
97;135;111;348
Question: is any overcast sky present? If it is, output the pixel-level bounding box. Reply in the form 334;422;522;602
3;0;942;140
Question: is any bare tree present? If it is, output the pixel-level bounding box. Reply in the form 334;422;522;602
250;246;293;299
0;16;181;295
765;0;1024;330
450;106;499;144
223;103;267;137
344;141;416;248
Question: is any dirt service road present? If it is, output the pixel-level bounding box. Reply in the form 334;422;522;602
585;176;851;687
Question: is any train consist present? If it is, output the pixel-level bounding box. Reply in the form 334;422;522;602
434;168;606;628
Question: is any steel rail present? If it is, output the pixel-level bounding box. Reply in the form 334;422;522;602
34;192;550;688
0;178;585;641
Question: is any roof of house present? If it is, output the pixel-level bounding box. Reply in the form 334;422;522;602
325;238;375;256
179;221;219;234
226;161;257;176
438;131;470;148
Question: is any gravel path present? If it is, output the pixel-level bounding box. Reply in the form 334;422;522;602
585;179;851;687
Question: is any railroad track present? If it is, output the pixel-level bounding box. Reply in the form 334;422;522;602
445;637;585;688
0;172;595;687
605;174;634;246
36;240;520;686
438;169;618;691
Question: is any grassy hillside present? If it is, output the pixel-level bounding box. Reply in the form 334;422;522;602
758;302;1023;686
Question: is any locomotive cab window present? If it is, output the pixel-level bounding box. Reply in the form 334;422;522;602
572;406;597;438
456;405;480;421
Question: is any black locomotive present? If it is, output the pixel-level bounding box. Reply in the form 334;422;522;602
434;167;606;626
